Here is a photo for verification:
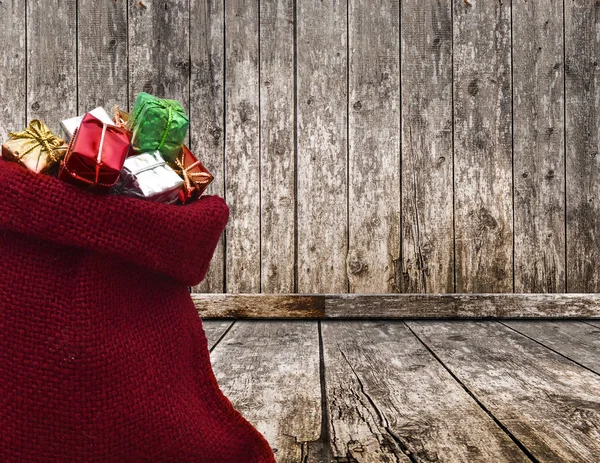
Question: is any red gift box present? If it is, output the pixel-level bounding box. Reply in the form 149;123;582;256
59;113;132;191
170;145;214;204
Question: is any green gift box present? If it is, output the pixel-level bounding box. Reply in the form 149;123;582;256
128;92;190;161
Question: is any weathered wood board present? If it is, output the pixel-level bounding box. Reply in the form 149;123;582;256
259;0;296;293
321;320;529;462
201;319;234;349
224;0;261;293
296;0;348;293
408;321;600;462
565;1;600;292
0;0;26;140
128;0;189;109
347;0;400;293
453;0;513;292
10;2;600;298
190;0;225;293
78;0;128;113
400;0;454;293
27;0;77;134
209;321;321;462
503;320;600;374
193;293;600;319
512;0;565;292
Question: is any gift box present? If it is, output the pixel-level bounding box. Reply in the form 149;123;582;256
59;112;132;192
1;120;67;174
60;106;115;141
169;145;214;204
113;107;130;128
128;92;189;161
115;151;184;203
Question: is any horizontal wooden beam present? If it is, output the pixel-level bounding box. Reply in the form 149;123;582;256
193;293;600;319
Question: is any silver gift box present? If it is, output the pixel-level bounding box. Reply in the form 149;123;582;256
60;106;115;141
116;151;184;204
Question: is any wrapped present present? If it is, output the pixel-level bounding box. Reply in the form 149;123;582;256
112;106;130;128
1;120;67;174
115;151;184;204
128;92;189;161
59;113;132;192
60;106;115;141
169;145;214;204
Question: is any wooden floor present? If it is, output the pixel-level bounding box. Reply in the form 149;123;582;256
203;319;600;463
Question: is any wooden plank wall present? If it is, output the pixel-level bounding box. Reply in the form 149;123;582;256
1;0;599;294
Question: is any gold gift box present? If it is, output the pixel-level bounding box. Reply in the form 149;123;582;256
1;120;67;174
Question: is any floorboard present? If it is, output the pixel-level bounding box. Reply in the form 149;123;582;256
209;321;322;462
408;321;600;463
201;320;234;349
503;321;600;374
321;321;528;462
204;320;600;463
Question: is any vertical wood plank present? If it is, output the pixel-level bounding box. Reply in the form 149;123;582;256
259;0;295;293
297;0;348;293
565;1;600;292
513;0;565;293
78;0;128;113
0;0;26;140
190;0;226;293
210;321;322;461
347;0;401;293
224;0;260;293
453;0;513;292
27;0;77;133
400;0;454;293
128;0;189;109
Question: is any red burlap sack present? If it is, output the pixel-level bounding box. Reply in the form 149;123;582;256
0;160;276;463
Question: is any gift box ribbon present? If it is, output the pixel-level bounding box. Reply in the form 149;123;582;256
62;122;114;187
173;156;212;193
130;159;168;177
8;120;66;167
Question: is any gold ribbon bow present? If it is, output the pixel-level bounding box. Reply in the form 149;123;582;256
8;120;67;165
173;156;212;193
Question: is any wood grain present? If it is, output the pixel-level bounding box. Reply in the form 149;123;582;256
453;0;513;292
193;293;600;319
400;0;454;293
190;0;226;293
210;321;321;461
409;321;600;462
321;321;528;462
224;0;261;293
0;0;26;140
347;0;400;293
513;0;565;293
78;0;128;112
565;1;600;292
259;0;295;293
27;0;77;133
296;0;348;293
503;320;600;374
128;0;189;109
201;319;233;349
